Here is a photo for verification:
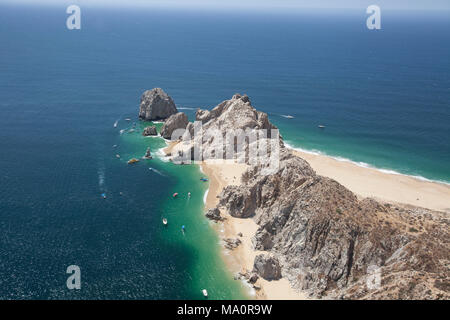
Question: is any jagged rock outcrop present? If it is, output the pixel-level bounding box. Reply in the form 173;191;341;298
253;254;282;280
142;126;157;136
205;208;224;222
217;149;450;299
170;93;282;164
139;88;177;121
160;91;449;299
160;112;189;140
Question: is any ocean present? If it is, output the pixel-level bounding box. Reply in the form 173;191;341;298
0;4;449;299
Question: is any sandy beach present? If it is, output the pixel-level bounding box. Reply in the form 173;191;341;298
292;150;450;213
164;141;450;300
200;161;308;300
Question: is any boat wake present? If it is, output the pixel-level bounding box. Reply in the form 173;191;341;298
149;167;166;177
98;165;106;192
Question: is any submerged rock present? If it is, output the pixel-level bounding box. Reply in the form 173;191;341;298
160;112;189;140
139;88;177;121
142;126;157;136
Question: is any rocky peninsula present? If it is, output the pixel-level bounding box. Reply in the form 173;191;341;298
140;89;450;300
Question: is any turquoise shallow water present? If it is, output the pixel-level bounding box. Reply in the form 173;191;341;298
0;4;449;299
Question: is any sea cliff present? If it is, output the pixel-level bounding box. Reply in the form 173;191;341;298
153;91;450;300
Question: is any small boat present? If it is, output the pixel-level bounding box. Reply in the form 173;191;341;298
200;178;208;182
318;125;326;129
162;218;168;225
181;225;185;232
283;115;294;119
125;118;131;121
116;154;120;158
113;120;118;128
127;158;139;164
101;193;107;199
188;192;191;198
202;289;208;297
173;193;179;198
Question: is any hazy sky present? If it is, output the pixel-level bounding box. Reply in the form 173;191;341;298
2;0;450;11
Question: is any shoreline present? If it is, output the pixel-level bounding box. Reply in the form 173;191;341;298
163;140;450;300
200;162;308;300
284;143;450;187
291;149;450;213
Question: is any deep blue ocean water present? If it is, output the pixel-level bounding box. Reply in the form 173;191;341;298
0;4;449;299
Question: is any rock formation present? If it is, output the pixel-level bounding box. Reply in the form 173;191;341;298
139;88;178;121
142;126;157;136
169;93;281;164
160;112;189;140
205;207;224;222
220;147;450;299
163;92;450;300
253;254;282;280
224;238;242;250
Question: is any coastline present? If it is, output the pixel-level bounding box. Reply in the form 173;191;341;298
291;149;450;213
200;162;308;300
163;139;450;300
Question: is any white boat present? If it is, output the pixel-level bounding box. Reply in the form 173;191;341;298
318;125;326;129
113;120;118;128
162;218;168;225
202;289;208;297
284;115;294;119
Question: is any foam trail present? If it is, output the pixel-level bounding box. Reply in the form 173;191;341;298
203;188;209;204
155;147;170;162
98;164;106;192
149;168;166;177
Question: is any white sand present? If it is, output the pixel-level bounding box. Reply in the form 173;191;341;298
292;150;450;213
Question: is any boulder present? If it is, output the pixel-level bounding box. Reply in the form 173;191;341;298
224;238;242;250
160;112;189;140
253;254;282;280
205;208;224;222
248;273;259;284
139;88;177;121
142;126;157;136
